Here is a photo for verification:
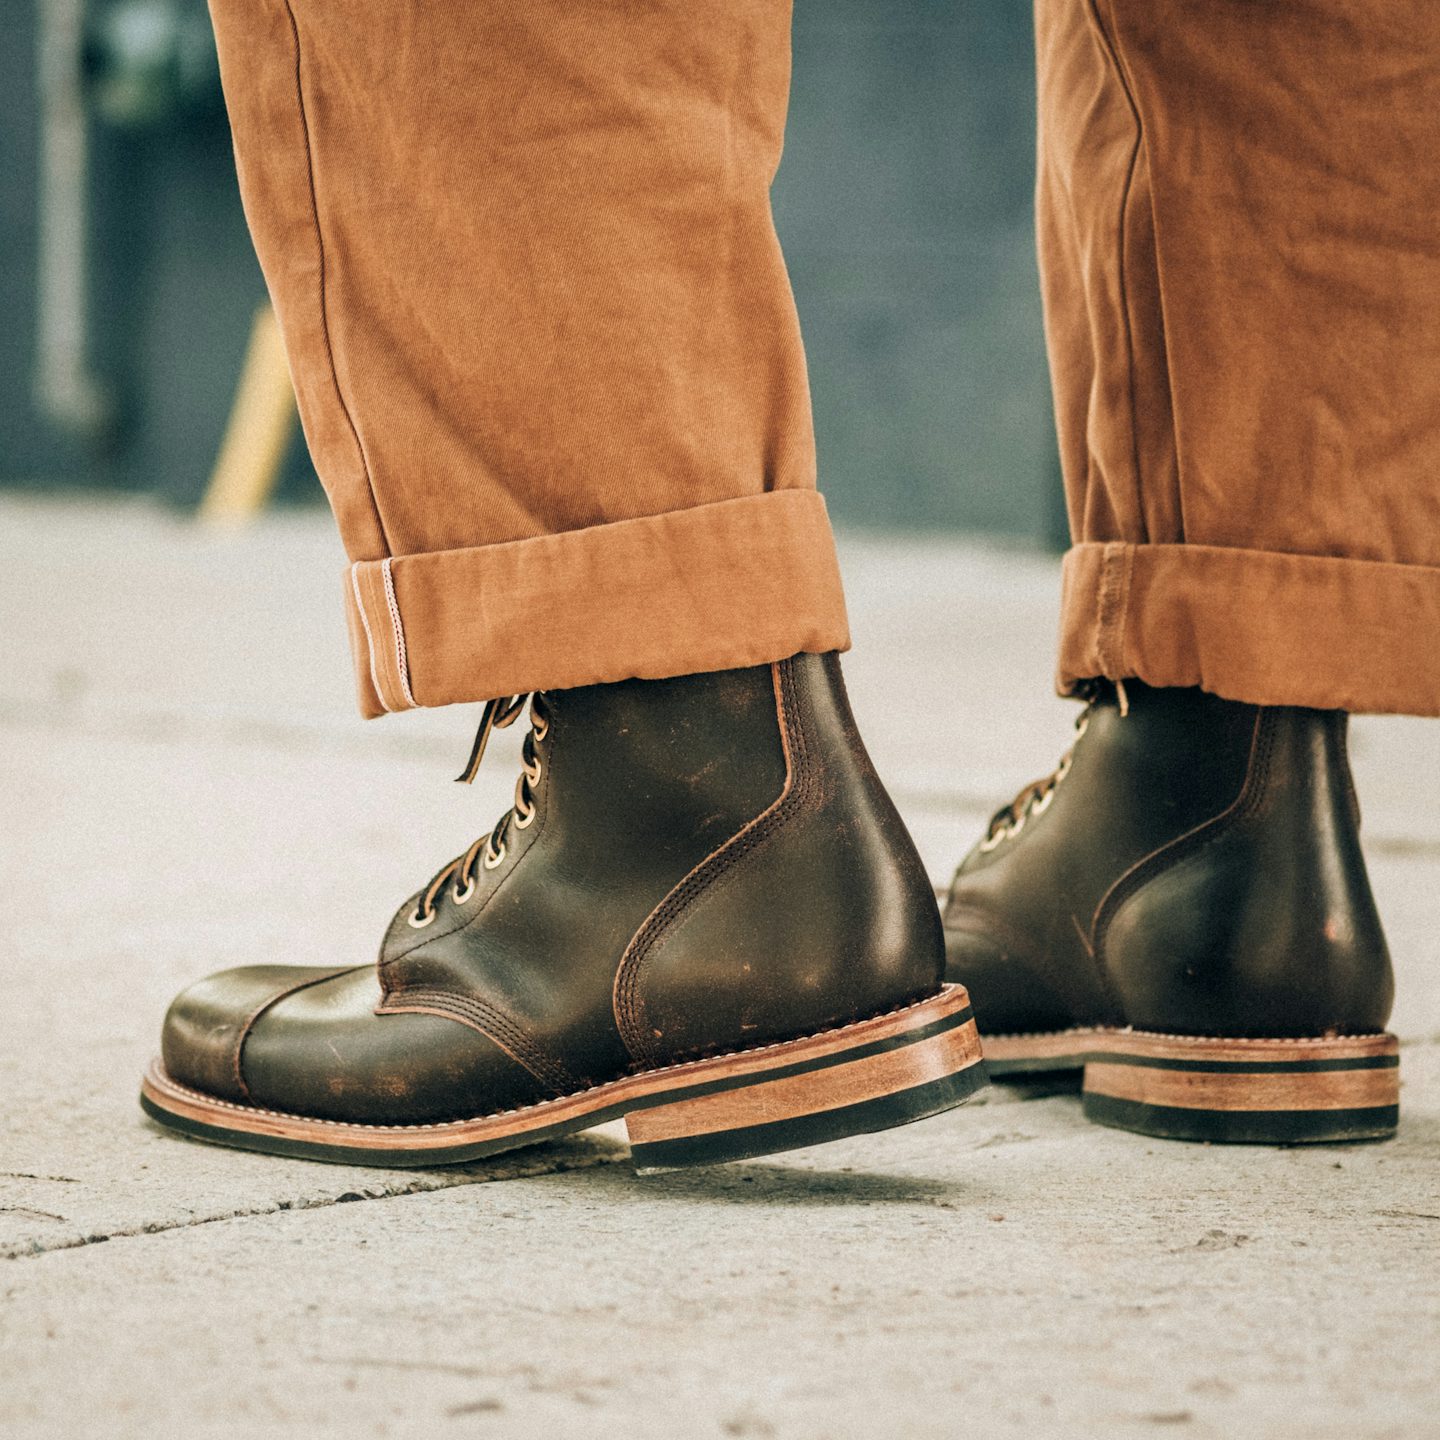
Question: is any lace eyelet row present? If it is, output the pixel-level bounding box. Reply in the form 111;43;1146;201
977;706;1092;853
406;699;549;926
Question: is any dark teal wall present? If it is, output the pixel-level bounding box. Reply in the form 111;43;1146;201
781;1;1058;539
3;0;1060;540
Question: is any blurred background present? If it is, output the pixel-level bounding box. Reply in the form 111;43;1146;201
2;0;1061;541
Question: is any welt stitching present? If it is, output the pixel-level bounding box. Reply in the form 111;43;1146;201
281;0;390;556
1091;711;1272;969
615;663;814;1065
151;989;959;1134
648;974;945;1070
382;987;574;1094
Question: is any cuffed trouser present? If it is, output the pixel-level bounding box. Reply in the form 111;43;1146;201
210;1;1440;718
1041;0;1440;715
209;0;844;715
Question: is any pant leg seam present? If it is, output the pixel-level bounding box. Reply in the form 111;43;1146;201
280;0;391;558
1097;542;1133;677
349;563;391;713
1086;0;1148;545
380;558;417;709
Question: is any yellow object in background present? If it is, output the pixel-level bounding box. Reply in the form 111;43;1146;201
199;304;297;521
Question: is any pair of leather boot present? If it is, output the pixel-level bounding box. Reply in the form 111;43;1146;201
142;654;1398;1171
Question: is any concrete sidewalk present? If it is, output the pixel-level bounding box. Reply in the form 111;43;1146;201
2;495;1437;1439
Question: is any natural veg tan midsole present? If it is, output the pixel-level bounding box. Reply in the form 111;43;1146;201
984;1028;1399;1113
141;983;981;1151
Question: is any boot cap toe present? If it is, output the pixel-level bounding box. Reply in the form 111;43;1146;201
160;965;344;1102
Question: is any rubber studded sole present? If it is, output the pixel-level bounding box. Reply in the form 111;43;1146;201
983;1027;1399;1144
140;983;987;1171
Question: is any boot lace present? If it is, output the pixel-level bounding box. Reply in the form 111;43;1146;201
405;693;550;928
976;679;1125;854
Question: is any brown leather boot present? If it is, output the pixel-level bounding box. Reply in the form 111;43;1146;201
142;653;985;1171
942;680;1398;1144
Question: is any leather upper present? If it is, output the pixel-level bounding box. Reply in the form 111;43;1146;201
943;682;1394;1039
160;654;943;1123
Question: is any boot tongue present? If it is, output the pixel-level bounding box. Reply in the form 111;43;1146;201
377;889;435;968
377;694;549;972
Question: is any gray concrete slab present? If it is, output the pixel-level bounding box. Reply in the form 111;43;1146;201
2;496;1437;1439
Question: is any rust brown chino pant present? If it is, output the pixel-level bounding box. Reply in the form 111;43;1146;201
209;1;1440;719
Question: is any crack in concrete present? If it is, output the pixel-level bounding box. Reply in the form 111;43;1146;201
1;1144;626;1262
309;1356;491;1379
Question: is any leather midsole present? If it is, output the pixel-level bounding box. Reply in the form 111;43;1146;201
141;983;980;1152
984;1026;1399;1113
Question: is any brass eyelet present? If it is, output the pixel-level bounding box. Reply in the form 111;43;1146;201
522;756;542;787
451;875;477;905
407;906;437;929
513;799;536;830
482;841;507;870
1030;787;1055;818
978;827;1008;854
531;715;549;742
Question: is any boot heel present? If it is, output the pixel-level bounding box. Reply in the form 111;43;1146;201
1079;1032;1399;1144
625;983;986;1172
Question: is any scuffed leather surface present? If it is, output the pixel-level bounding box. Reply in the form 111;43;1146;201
239;966;553;1124
376;665;789;1096
621;654;944;1065
160;656;941;1124
1100;709;1394;1035
162;965;350;1104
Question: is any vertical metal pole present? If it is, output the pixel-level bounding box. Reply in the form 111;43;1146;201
34;0;114;439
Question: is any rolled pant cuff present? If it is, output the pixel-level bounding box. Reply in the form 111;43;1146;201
342;490;850;715
1058;541;1440;716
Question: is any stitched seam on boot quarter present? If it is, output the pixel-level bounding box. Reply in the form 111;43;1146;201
280;0;390;556
1091;711;1272;970
380;558;416;708
379;988;576;1095
613;662;815;1067
349;564;390;713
